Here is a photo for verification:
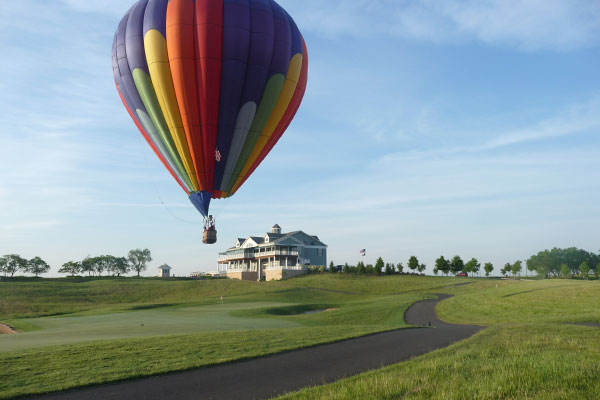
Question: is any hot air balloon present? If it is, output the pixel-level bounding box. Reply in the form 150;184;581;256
112;0;308;244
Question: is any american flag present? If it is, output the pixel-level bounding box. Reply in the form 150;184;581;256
360;249;366;256
215;149;222;162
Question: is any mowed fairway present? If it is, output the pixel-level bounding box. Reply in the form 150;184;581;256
6;276;598;399
0;302;300;352
277;279;600;400
0;275;457;399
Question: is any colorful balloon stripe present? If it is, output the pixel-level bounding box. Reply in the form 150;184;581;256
113;0;308;217
231;37;308;195
114;9;194;193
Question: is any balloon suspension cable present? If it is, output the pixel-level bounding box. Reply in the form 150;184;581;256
136;134;200;225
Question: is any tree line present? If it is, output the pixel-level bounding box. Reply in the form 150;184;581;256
327;256;437;276
525;247;599;279
59;249;153;277
325;255;495;277
0;249;153;278
431;255;495;277
326;247;599;280
0;255;51;277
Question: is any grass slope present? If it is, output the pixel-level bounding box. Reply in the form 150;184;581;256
278;279;600;400
0;275;456;319
0;275;456;399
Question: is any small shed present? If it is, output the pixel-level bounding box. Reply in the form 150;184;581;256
157;264;172;278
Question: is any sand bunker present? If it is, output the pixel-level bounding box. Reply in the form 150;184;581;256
0;323;18;334
301;308;339;315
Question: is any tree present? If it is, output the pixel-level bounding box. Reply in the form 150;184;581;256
374;257;384;276
343;263;350;274
560;263;570;279
408;256;419;273
365;264;375;275
417;263;426;274
81;257;96;276
128;249;152;277
1;254;28;277
579;261;590;279
434;256;444;275
329;261;336;273
526;247;598;278
450;256;464;275
527;257;548;279
27;257;50;277
465;258;480;276
104;256;129;276
0;256;7;277
386;263;397;274
501;263;511;277
384;263;393;275
397;263;404;274
59;261;82;276
512;261;522;277
356;261;366;275
484;262;494;277
95;256;109;276
435;256;450;276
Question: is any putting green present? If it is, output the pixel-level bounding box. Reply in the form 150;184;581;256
0;302;300;352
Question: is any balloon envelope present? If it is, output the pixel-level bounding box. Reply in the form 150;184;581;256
113;0;308;217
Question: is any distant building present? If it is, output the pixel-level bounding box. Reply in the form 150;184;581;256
157;264;171;278
218;224;327;281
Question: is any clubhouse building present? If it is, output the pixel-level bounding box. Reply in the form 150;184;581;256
218;224;327;281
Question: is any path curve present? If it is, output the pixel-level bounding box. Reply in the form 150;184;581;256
31;294;483;400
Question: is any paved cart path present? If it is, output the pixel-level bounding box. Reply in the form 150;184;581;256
32;294;483;400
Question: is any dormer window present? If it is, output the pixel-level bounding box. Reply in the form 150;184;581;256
265;235;269;243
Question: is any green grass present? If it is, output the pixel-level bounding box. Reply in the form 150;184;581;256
0;325;387;399
0;275;458;319
278;324;600;400
0;274;456;399
277;279;600;400
438;279;600;324
0;302;301;352
12;276;597;399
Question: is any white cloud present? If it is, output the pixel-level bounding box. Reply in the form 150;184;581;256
437;0;600;51
282;0;600;51
482;97;600;148
58;0;131;16
375;96;600;164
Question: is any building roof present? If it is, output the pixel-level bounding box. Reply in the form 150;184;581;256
272;224;281;229
265;233;283;241
159;264;171;270
225;227;327;250
273;231;327;247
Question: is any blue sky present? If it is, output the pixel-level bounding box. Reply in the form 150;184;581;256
1;0;599;276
